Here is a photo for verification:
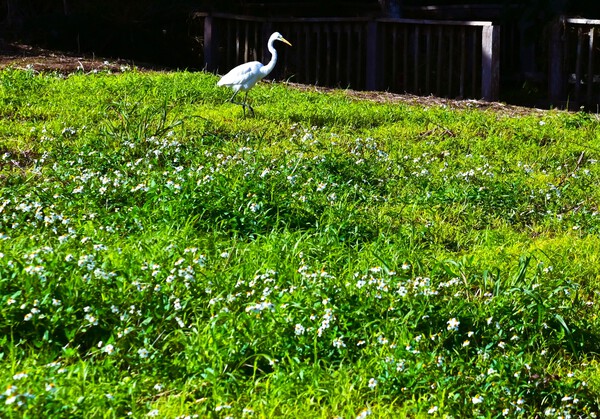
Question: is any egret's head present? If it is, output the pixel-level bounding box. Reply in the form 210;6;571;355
272;32;292;47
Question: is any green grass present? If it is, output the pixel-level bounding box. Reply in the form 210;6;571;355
1;66;600;418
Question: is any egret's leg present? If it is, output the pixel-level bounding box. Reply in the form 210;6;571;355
243;91;255;116
227;90;240;103
227;90;250;116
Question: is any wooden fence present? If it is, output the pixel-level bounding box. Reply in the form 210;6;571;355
550;17;600;109
198;12;500;101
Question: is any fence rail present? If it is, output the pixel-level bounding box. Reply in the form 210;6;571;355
197;12;500;101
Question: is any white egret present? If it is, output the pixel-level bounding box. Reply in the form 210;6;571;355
217;32;292;116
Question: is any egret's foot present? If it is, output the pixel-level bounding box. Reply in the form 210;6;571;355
240;103;255;117
226;98;255;117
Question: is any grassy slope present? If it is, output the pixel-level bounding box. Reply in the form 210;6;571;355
1;68;600;418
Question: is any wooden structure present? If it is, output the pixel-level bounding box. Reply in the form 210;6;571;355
198;12;500;101
550;17;600;109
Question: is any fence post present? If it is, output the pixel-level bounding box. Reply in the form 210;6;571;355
203;14;216;72
548;18;565;105
586;27;595;106
366;20;382;91
481;25;500;101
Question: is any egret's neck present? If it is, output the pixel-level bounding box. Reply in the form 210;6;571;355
260;41;278;77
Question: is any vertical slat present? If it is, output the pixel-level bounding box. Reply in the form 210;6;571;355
203;14;215;72
336;23;342;83
425;26;431;93
471;30;478;96
254;23;259;62
315;26;320;84
403;26;408;90
549;18;566;105
436;26;443;95
459;27;466;98
244;22;249;62
587;27;595;105
305;24;311;83
320;25;324;84
380;24;387;88
413;25;420;92
297;23;305;83
366;20;380;90
448;27;454;96
392;25;398;90
228;19;234;69
357;24;363;87
347;24;352;86
575;28;584;104
481;25;500;101
326;25;332;85
235;21;240;64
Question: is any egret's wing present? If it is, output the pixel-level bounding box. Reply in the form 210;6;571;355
217;62;263;87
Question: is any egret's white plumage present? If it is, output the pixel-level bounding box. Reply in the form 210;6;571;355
217;32;292;116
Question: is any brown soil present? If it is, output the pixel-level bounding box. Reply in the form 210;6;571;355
284;82;549;116
1;42;551;117
0;42;164;74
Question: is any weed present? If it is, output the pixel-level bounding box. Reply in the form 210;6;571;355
1;68;599;417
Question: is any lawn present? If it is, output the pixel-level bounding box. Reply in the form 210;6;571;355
1;66;600;418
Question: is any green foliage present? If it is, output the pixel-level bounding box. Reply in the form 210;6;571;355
1;67;600;417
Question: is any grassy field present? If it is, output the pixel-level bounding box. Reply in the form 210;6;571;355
1;66;600;418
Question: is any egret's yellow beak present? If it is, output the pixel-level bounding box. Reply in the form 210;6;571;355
280;37;292;47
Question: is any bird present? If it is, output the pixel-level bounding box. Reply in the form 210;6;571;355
217;32;292;116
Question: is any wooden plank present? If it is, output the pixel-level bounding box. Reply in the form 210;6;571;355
381;24;387;88
425;25;431;93
275;16;372;24
459;27;466;98
254;23;259;62
203;14;216;72
414;25;420;92
244;23;249;62
481;25;500;101
575;28;584;103
235;22;240;63
471;30;478;96
378;17;493;27
316;26;321;85
436;26;443;94
392;25;398;90
448;28;454;96
336;24;342;83
587;27;595;104
305;25;311;83
565;17;600;25
347;24;352;86
297;23;305;83
357;24;363;87
326;25;331;85
208;11;494;27
403;26;408;90
366;20;380;90
548;19;565;104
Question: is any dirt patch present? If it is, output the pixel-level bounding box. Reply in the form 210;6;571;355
283;82;551;117
1;42;554;117
0;42;165;74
